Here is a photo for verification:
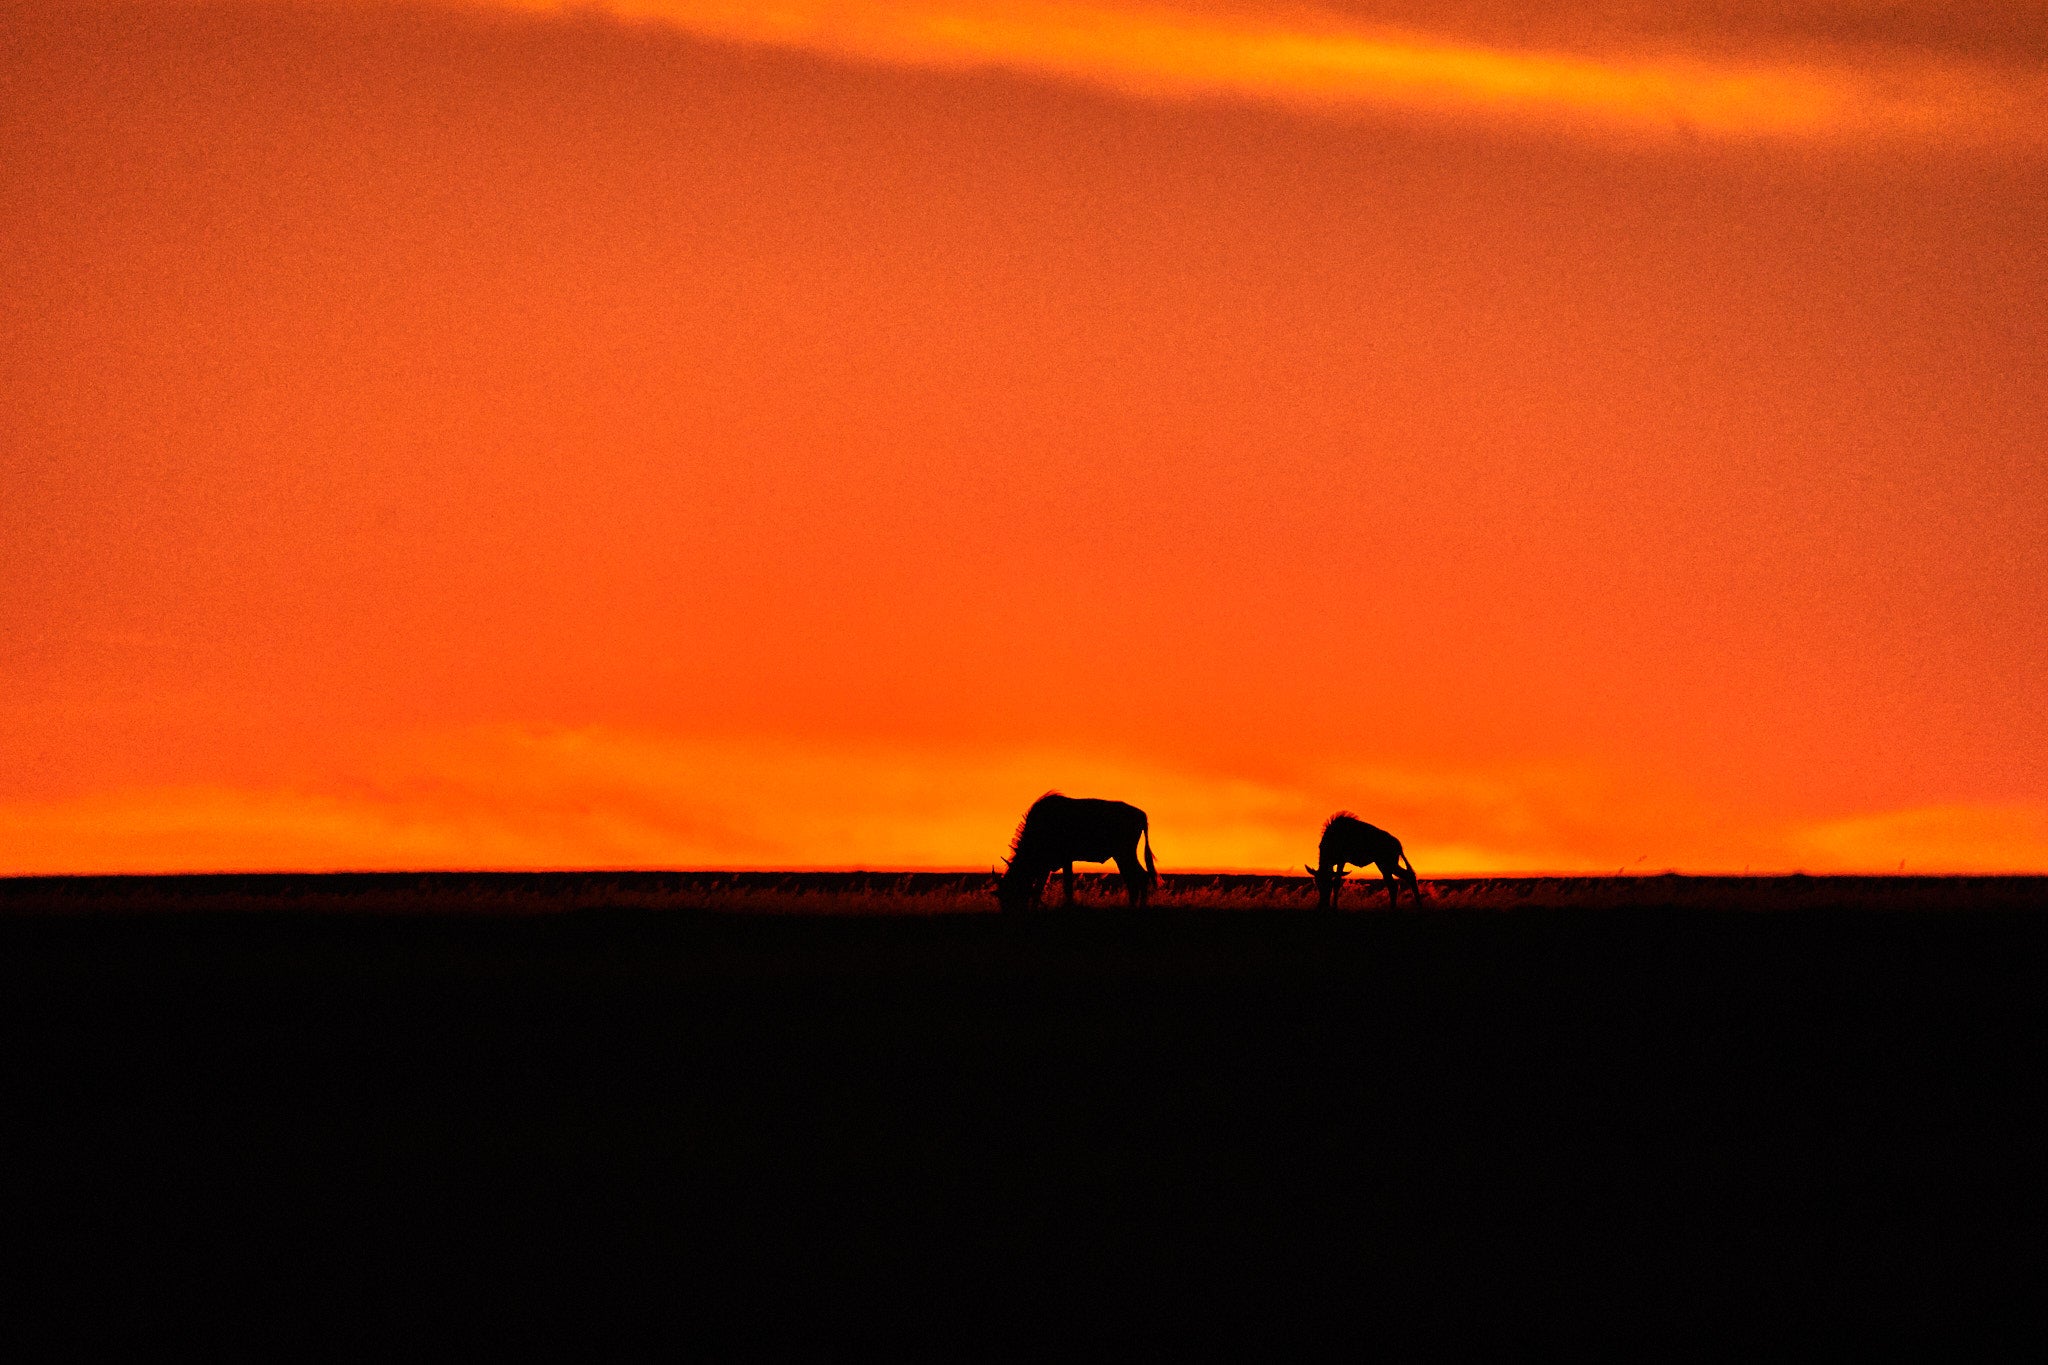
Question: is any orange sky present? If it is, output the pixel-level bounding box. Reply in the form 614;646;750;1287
3;0;2045;873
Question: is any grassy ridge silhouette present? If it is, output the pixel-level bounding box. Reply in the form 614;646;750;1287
5;870;2044;917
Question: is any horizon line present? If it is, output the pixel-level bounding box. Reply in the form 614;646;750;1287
7;866;2043;881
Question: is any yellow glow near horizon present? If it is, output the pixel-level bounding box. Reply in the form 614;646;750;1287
465;0;2045;145
3;729;2042;876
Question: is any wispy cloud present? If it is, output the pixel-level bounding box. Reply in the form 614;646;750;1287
458;0;2048;146
3;726;2040;874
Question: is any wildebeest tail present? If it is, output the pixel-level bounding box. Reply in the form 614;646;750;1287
1142;820;1156;878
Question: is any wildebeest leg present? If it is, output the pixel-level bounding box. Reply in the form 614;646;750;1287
1381;863;1401;907
1323;865;1341;911
1115;851;1149;909
1061;863;1075;906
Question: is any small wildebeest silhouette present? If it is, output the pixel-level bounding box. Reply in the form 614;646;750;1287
997;792;1157;912
1309;812;1419;909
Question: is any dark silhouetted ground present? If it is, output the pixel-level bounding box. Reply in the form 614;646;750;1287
4;873;2044;1348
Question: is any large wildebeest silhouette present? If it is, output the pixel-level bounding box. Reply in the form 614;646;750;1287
1308;813;1419;908
997;793;1156;912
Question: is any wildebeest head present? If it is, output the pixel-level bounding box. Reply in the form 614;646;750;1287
994;855;1037;913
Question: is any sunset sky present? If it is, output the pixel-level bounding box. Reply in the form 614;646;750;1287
3;0;2045;873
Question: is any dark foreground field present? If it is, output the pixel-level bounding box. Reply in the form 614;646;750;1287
5;872;2046;1347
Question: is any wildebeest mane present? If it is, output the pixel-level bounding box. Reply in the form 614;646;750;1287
1322;810;1359;837
1007;790;1065;866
